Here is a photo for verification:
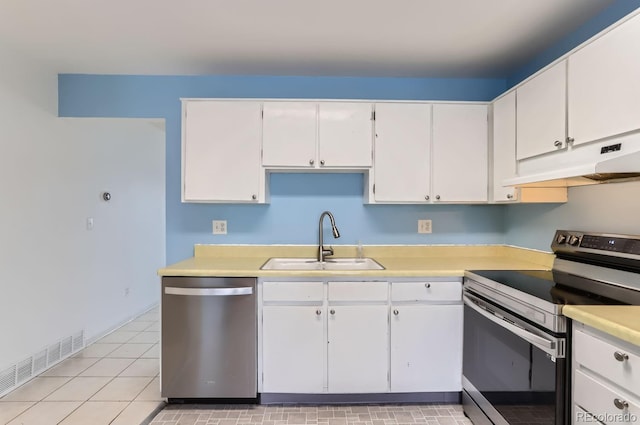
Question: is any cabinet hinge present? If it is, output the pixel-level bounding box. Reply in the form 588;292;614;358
261;109;264;119
371;111;376;121
373;184;376;194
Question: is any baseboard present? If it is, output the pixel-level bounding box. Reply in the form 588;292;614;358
260;392;461;404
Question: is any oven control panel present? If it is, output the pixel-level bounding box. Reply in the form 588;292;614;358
552;230;640;256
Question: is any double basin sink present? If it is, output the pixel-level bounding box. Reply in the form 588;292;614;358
261;257;385;271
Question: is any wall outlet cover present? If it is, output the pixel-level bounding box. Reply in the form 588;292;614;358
418;219;432;234
213;220;227;235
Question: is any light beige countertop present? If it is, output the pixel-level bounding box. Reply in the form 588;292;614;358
158;244;553;277
563;305;640;346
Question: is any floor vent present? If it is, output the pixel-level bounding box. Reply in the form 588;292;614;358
32;349;47;375
16;358;33;384
0;365;16;395
0;329;85;398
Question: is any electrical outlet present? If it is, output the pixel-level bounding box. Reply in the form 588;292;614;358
86;217;94;231
213;220;227;235
418;219;432;234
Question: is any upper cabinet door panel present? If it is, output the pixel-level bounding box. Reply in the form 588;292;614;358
492;92;518;202
182;101;262;202
374;103;431;202
568;13;640;146
262;102;317;167
432;104;488;202
318;102;373;168
516;61;567;160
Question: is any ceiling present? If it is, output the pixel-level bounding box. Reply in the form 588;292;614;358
0;0;615;78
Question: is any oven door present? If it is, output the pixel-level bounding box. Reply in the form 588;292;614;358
462;290;567;425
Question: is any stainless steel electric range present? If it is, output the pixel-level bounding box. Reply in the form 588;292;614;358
462;230;640;425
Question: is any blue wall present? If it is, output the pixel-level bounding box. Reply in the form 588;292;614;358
508;0;640;87
58;75;507;263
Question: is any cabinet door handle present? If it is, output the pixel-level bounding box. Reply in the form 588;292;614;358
566;137;575;144
507;194;514;199
393;309;399;316
614;398;629;410
320;160;325;166
614;351;629;361
316;309;322;316
435;195;441;200
309;159;315;165
425;283;431;289
330;309;335;315
251;194;257;200
425;195;430;201
554;140;562;148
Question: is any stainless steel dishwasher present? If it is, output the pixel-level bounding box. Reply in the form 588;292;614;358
161;277;257;400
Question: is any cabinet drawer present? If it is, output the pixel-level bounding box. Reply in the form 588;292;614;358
263;282;324;302
328;282;388;302
391;281;461;302
574;369;640;424
574;329;640;397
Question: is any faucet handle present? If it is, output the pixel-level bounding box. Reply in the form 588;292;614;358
323;245;334;257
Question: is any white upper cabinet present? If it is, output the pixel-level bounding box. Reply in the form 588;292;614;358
568;13;640;147
373;103;431;202
262;102;317;167
432;104;488;202
318;102;373;168
182;100;262;202
516;61;567;160
492;92;518;202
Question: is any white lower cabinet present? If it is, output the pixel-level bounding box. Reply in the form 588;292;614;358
572;322;640;424
328;305;389;393
390;304;462;392
262;305;325;393
260;279;463;395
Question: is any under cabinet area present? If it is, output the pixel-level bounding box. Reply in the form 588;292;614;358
572;323;640;424
258;278;463;397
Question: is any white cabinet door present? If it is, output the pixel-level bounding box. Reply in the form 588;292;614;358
568;13;640;146
182;101;262;202
318;102;373;168
432;104;488;202
328;305;388;393
262;306;325;393
516;61;567;160
492;92;518;202
262;102;317;167
373;103;431;202
390;305;462;392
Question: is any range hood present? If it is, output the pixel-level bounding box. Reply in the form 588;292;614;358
504;150;640;188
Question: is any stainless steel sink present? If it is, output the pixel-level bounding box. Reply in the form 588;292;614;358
260;257;385;271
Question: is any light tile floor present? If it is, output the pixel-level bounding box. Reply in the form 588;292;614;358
149;404;473;425
0;307;164;425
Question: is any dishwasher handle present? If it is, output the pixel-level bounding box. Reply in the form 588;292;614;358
164;286;253;296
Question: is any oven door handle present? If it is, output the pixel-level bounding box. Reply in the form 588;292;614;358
463;294;560;357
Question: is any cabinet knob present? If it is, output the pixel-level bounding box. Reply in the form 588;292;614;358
554;140;562;148
425;283;431;289
330;309;335;315
316;309;322;316
309;159;315;165
393;309;399;316
614;398;629;410
320;160;325;166
425;195;430;201
567;137;575;144
435;195;441;200
614;351;629;362
251;194;257;200
507;194;514;200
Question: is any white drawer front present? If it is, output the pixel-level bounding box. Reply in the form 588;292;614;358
574;370;640;425
262;282;324;302
328;282;388;302
574;329;640;397
391;281;461;302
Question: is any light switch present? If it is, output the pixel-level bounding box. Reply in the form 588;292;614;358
86;217;94;231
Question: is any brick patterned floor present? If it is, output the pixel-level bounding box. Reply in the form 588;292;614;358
148;404;472;425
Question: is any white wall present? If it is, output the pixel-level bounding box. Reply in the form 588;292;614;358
505;180;640;251
0;48;165;370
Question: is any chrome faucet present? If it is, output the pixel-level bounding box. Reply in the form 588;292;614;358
318;211;341;262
